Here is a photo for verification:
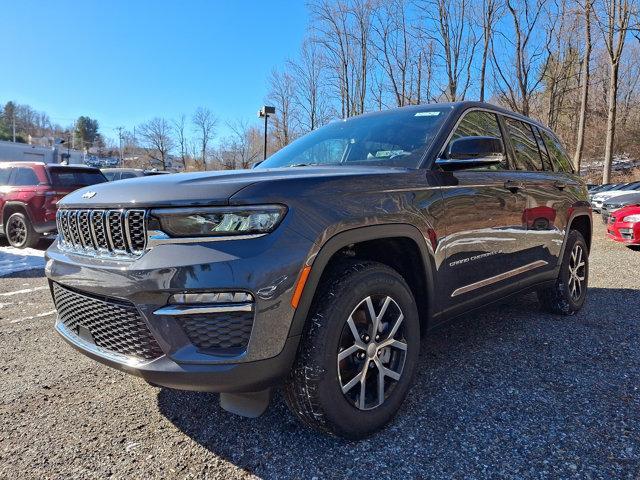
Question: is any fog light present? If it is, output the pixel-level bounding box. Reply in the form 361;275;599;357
169;292;253;304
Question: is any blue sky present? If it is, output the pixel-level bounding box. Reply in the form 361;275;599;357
0;0;308;141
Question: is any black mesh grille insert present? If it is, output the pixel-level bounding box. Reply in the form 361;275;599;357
180;312;253;351
53;283;163;360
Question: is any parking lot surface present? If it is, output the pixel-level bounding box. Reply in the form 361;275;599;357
0;230;638;479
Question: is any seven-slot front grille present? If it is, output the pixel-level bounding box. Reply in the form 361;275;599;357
53;283;163;360
56;209;147;257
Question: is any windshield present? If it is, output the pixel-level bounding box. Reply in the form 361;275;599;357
48;168;107;187
257;106;451;169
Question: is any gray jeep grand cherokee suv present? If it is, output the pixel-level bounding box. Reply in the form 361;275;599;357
46;102;592;439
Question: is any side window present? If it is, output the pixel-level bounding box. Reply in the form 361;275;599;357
103;171;117;181
540;130;574;173
10;167;39;186
504;117;543;171
449;110;507;170
532;127;553;171
121;172;137;179
0;168;12;186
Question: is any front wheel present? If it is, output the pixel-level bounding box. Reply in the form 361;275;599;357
537;230;589;315
284;260;420;439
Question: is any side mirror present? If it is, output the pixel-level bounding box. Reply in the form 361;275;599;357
436;136;504;171
251;160;264;169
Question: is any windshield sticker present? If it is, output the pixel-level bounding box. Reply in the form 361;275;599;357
415;111;440;117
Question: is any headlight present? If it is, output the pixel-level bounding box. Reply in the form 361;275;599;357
622;214;640;223
150;205;286;237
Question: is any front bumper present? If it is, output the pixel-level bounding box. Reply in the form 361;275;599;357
607;221;640;244
46;223;314;391
55;320;300;392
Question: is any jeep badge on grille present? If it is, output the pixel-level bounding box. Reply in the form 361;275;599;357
82;191;97;199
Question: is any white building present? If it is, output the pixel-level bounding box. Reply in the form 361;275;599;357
0;140;86;164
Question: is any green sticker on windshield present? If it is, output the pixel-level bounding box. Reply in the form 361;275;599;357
414;111;440;117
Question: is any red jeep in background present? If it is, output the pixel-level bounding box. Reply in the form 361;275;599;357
0;162;107;248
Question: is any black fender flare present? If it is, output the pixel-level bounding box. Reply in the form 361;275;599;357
558;208;592;268
2;201;32;225
287;223;436;338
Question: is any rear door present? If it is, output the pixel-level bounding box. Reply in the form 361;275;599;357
437;109;530;311
502;117;576;278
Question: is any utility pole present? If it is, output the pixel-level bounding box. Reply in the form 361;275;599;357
11;114;15;142
115;126;125;167
258;106;275;161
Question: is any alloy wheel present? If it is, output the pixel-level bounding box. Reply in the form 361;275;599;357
337;295;408;410
567;244;586;301
7;216;27;247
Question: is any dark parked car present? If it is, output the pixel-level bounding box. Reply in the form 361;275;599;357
600;191;640;223
0;162;107;248
46;102;592;439
101;168;170;181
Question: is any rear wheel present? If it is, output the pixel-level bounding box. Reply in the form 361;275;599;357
6;212;39;249
537;230;588;315
284;260;420;439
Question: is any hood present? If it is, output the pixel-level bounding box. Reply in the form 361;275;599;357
594;189;639;201
59;165;406;208
603;191;640;207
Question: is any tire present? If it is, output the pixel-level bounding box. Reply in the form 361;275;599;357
6;212;39;249
537;230;589;315
284;260;420;439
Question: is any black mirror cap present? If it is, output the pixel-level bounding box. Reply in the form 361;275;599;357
251;160;264;169
446;136;504;160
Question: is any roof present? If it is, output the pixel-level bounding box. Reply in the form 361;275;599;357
352;101;551;132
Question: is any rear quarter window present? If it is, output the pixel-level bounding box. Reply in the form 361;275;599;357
540;130;574;173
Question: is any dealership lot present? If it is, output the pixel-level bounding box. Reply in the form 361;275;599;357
0;230;638;479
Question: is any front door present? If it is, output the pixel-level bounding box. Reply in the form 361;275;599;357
435;110;530;313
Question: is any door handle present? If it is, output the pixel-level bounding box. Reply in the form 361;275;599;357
504;180;525;192
553;181;567;190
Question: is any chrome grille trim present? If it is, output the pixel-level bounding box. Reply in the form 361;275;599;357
56;208;147;259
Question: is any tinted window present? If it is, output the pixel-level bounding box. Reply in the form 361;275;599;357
0;168;11;186
449;110;507;170
504;117;543;171
533;127;553;171
258;107;450;169
10;167;39;186
540;130;574;173
48;168;107;187
103;171;118;181
120;172;138;179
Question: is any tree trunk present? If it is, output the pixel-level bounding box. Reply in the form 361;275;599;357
573;0;591;173
602;61;619;183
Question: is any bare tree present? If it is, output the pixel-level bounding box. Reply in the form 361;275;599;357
172;114;188;170
267;68;297;148
418;0;478;101
478;0;502;101
192;107;217;170
594;0;632;183
491;0;551;116
573;0;593;171
138;117;175;170
289;40;332;132
309;0;374;117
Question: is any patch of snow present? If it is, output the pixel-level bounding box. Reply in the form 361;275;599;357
0;247;45;277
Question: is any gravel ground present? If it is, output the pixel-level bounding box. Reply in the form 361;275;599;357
0;230;638;479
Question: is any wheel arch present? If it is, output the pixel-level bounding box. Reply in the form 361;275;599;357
288;224;436;338
2;201;32;226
